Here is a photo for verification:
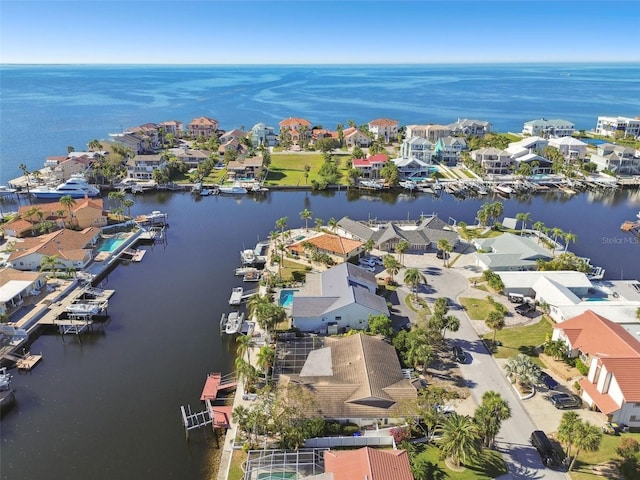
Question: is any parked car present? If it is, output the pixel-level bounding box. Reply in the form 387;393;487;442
515;302;535;315
549;393;582;410
436;250;450;260
452;345;466;363
358;263;376;273
359;257;376;267
530;430;565;469
370;255;383;266
602;422;629;435
539;371;559;390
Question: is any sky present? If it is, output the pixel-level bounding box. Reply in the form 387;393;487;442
1;1;639;64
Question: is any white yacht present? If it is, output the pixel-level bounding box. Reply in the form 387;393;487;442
219;181;247;194
31;176;100;199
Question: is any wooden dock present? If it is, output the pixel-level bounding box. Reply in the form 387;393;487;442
16;353;43;371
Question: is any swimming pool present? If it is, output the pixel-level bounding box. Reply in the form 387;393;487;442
279;289;298;307
97;236;127;253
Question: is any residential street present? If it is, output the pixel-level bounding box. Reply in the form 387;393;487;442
387;248;569;480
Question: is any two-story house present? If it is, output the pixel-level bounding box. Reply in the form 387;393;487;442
126;123;161;151
448;118;491;137
470;148;512;175
342;127;371;148
188;116;219;139
400;137;433;163
424;125;452;143
126;154;165;180
548;137;588;161
590;143;640;175
368;118;399;143
433;136;467;165
522;118;575;137
595;116;640;139
279;117;312;147
249;123;278;147
404;124;431;139
159;120;183;138
352;153;388;178
552;310;640;429
168;147;209;169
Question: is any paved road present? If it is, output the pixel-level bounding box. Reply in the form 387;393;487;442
392;249;569;480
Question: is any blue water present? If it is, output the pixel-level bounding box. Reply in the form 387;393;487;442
279;289;298;307
2;63;640;183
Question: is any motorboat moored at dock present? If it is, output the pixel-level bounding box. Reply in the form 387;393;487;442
219;182;247;194
221;311;245;335
30;176;101;199
228;287;244;305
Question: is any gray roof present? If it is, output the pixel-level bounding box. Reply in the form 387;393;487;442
474;233;552;261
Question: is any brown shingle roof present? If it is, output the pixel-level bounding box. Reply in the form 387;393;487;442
369;118;398;127
8;228;100;262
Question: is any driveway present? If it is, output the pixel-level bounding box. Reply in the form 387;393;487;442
393;247;569;480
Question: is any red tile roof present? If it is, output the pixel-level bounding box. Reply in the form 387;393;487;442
579;377;621;414
554;310;640;358
288;233;362;256
324;447;414;480
369;118;399;127
279;117;311;127
598;357;640;402
352;154;389;168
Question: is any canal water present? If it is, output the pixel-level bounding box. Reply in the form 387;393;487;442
1;188;639;480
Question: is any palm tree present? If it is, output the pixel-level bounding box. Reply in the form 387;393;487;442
438;413;482;468
328;217;338;233
300;208;312;231
122;198;134;220
557;411;581;459
563;231;577;252
569;421;602;471
275;216;288;238
440;314;460;338
551;227;564;244
108;190;126;221
59;195;77;228
485;310;506;346
236;334;254;364
395;240;409;265
411;343;433;372
314;217;324;231
504;353;541;389
19;163;31;196
40;254;62;278
437;239;452;267
404;268;427;299
87;139;102;152
382;254;401;283
474;391;511;448
256;345;275;381
533;221;545;244
515;212;531;235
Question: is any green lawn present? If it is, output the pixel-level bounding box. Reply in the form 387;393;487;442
265;153;351;186
459;297;495;321
412;445;508;479
483;317;553;360
566;432;640;480
228;449;248;480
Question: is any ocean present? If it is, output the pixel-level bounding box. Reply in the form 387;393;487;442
1;63;640;183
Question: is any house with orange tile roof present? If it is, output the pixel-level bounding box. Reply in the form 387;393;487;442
351;154;388;179
342;126;371;148
287;232;364;264
49;156;94;182
324;446;414;480
552;310;640;428
368;118;399;143
7;227;101;272
0;267;48;316
159;120;183;138
188;116;219;139
278;117;312;147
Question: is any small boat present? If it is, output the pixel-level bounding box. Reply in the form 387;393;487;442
0;367;15;416
235;266;258;276
243;270;261;282
191;182;202;193
0;186;17;196
222;311;245;335
30;175;101;199
219;181;247;194
135;210;168;225
495;184;514;195
399;180;417;190
229;287;243;305
200;188;213;196
250;183;268;193
240;249;257;265
66;303;101;315
359;180;383;190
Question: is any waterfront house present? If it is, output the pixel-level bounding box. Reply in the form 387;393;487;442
448;118;491;137
433;136;467;165
286;233;363;264
219;129;247;144
368;118;399;143
217;137;249;160
110;132;149;155
351;153;388;178
311;128;336;142
279;117;312;146
506;136;549;158
324;447;414;480
424;125;452;143
473;232;552;271
159;120;183;138
391;156;432;179
226;156;263;179
590;143;640;175
512;153;553;175
249;123;278;147
188;116;219;139
276;333;418;426
552;310;640;429
126;123;162;151
342;127;371;148
0;267;48;317
337;215;458;252
400;137;434;163
470;148;512;175
290;263;389;333
126;154;166;181
522;118;575;137
168;147;209;169
51;156;94;183
405;124;431;139
7;227;101;272
595;116;640;139
548;137;588;161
